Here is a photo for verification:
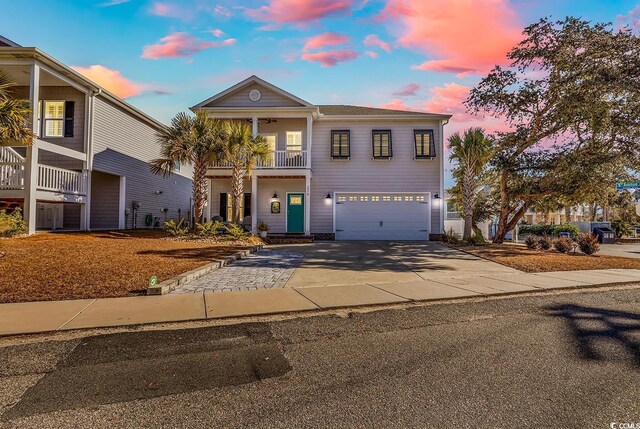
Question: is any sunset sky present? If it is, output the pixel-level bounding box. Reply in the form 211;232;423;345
2;0;639;140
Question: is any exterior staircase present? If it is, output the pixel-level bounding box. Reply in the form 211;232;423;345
0;147;25;190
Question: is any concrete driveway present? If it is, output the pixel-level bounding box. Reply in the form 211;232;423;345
599;243;640;259
275;241;519;288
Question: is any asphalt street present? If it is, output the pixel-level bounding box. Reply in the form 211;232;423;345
1;286;639;428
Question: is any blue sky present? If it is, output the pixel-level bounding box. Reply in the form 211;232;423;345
1;0;638;129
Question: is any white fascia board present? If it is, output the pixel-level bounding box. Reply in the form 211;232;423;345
196;107;319;118
316;114;452;121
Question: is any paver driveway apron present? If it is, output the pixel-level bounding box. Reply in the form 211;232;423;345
171;249;303;293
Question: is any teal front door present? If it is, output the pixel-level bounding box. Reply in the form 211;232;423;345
287;193;305;233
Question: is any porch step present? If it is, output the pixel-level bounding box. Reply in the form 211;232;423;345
264;234;314;244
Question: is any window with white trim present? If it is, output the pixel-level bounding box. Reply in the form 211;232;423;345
286;131;302;152
43;101;64;137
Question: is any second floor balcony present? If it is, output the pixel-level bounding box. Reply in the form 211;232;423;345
211;149;310;169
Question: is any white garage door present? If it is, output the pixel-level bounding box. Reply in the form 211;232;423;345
335;193;430;240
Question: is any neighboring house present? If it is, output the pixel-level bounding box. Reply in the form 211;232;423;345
192;75;450;240
522;206;588;225
0;37;193;234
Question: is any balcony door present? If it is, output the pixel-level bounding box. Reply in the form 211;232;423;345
261;134;277;167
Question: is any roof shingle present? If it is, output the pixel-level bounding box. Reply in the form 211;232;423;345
317;104;450;118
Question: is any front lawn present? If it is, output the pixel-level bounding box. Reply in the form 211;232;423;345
461;244;640;272
0;230;257;303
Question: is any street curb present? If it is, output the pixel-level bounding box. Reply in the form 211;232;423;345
146;244;264;295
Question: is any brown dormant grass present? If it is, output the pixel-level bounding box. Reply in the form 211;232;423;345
0;230;253;303
462;244;640;273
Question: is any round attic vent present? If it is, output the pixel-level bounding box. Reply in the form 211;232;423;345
249;89;262;102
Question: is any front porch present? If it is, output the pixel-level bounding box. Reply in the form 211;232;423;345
207;173;312;236
1;145;89;232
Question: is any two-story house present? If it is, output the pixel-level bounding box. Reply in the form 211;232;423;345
193;76;450;240
0;36;193;233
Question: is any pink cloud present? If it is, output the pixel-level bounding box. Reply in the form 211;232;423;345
393;82;420;97
246;0;352;24
379;0;522;75
363;34;392;52
616;6;640;32
213;4;232;17
365;51;378;58
380;99;415;111
148;2;193;19
72;65;142;99
303;32;350;51
142;32;235;59
301;50;358;67
209;29;225;38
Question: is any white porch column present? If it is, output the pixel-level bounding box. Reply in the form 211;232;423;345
304;173;311;235
206;178;213;221
251;174;258;234
306;116;312;168
252;116;258;137
24;63;40;234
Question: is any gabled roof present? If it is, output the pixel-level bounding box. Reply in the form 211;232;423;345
0;35;20;47
0;46;166;130
318;105;451;118
191;75;314;109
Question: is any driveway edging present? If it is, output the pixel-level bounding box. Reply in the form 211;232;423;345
146;244;264;295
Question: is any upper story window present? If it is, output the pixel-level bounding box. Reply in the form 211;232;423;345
43;101;64;137
173;161;181;172
331;130;350;159
372;130;392;159
414;130;435;159
286;131;302;152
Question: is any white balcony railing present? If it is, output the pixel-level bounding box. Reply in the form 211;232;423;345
0;162;24;189
37;165;87;195
211;150;309;169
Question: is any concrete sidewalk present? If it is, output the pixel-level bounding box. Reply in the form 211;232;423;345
2;269;640;336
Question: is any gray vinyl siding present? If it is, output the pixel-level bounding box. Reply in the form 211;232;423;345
15;86;86;170
309;119;443;235
90;171;120;229
92;96;193;229
207;83;304;108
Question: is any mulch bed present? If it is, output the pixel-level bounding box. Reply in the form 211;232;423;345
0;230;257;303
458;244;640;273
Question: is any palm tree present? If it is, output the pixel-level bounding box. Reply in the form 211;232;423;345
0;69;33;145
448;128;493;240
219;121;269;224
150;111;222;224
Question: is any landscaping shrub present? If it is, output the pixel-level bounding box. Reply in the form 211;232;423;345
225;223;247;240
611;220;632;238
576;232;600;255
538;235;553;250
442;228;461;245
519;223;580;237
553;236;574;253
525;235;540;250
196;220;224;237
0;209;27;237
163;219;189;237
465;233;485;245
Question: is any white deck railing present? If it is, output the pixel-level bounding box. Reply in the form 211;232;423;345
211;150;309;169
0;162;25;189
37;165;87;195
